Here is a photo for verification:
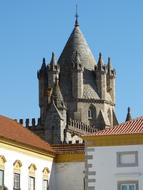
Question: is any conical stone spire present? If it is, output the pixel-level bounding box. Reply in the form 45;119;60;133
58;19;96;71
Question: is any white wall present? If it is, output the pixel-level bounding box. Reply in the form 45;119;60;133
50;162;85;190
86;145;143;190
0;142;53;190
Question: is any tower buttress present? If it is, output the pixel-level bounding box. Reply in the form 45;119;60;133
95;53;107;99
37;58;48;124
107;57;116;103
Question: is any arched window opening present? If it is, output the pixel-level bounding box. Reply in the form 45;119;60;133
88;105;96;120
88;105;96;126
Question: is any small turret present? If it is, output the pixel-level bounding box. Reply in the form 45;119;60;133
47;52;60;88
107;57;116;103
72;51;83;98
95;53;107;99
37;58;48;124
125;107;132;121
37;58;47;79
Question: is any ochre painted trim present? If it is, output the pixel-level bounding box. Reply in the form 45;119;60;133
0;155;6;170
83;134;143;147
55;153;84;163
0;139;54;161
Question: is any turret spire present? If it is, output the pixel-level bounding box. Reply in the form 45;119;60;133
97;52;104;70
107;57;112;74
50;52;57;65
125;107;132;122
75;3;79;27
41;58;46;70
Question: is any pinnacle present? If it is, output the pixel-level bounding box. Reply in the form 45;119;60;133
125;107;132;122
41;58;46;70
50;52;57;65
97;52;104;69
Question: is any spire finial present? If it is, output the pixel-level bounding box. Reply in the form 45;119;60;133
75;3;79;27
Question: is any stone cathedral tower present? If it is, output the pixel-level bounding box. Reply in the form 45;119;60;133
35;17;118;144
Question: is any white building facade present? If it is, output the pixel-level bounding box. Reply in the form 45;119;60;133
83;117;143;190
0;143;54;190
50;144;85;190
0;115;54;190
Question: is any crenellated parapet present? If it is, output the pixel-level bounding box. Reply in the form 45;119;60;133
15;118;41;129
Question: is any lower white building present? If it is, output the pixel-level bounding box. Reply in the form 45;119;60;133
83;116;143;190
0;115;85;190
51;144;85;190
0;115;54;190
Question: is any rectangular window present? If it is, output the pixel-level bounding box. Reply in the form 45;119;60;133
0;170;4;190
28;177;35;190
118;181;138;190
13;173;20;190
42;180;48;190
117;151;138;167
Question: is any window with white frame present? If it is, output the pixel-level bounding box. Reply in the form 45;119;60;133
0;170;4;190
28;164;36;190
43;179;48;190
118;181;138;190
29;176;35;190
13;160;22;190
0;155;6;190
13;173;20;190
42;168;49;190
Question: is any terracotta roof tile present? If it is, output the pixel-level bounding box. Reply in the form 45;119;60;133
52;144;84;154
0;115;54;155
84;116;143;136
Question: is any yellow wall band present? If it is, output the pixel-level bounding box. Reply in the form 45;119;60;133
55;153;84;163
83;134;143;147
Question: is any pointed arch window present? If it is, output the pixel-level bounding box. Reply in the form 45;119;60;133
88;105;96;119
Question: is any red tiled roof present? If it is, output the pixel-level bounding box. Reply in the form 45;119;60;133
0;115;54;155
84;116;143;136
52;144;84;154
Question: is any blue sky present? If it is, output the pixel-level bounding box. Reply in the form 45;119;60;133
0;0;143;123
